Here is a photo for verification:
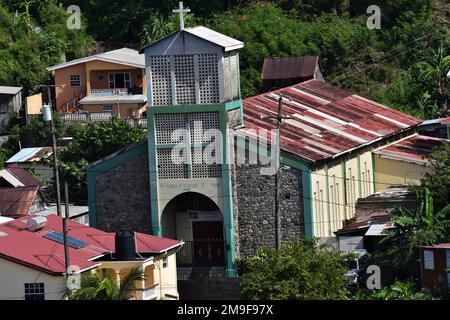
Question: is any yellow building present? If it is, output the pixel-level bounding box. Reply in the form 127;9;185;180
0;215;182;300
373;134;448;191
47;48;147;119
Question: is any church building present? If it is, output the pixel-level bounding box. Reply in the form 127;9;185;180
86;13;422;277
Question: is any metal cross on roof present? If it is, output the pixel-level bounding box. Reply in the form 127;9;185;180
173;1;191;30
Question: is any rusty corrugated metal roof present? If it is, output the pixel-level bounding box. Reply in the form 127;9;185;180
5;164;42;186
261;56;319;80
241;80;422;163
373;134;448;165
0;186;39;217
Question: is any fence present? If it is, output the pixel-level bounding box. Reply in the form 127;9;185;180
176;240;227;280
29;112;148;129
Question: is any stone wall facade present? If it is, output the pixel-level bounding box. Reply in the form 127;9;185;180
94;153;152;234
233;162;304;258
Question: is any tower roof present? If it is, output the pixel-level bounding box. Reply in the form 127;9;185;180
139;26;244;54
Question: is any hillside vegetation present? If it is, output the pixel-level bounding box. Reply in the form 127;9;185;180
0;0;449;118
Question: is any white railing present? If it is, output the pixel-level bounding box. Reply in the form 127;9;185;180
126;118;147;128
59;112;116;124
91;88;129;96
142;285;158;300
57;112;147;128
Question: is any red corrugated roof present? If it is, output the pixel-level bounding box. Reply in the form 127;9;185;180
261;56;319;80
0;215;182;275
0;186;39;217
374;134;448;164
241;80;422;163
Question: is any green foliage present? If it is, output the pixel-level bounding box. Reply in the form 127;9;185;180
209;4;379;97
57;118;146;202
420;142;450;211
66;267;145;300
240;239;349;300
353;280;433;300
367;187;450;285
0;1;94;96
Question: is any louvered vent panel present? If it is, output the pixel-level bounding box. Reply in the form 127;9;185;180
150;56;172;106
157;148;189;179
188;112;220;143
154;113;185;144
175;55;195;104
198;54;219;103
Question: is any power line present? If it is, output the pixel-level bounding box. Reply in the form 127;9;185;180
326;30;438;84
4;165;408;186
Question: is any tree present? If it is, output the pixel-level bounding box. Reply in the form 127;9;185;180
56;118;146;202
66;267;144;300
417;46;450;117
240;239;348;300
368;188;450;284
420;141;450;211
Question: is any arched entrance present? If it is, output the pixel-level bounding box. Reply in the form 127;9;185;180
161;192;226;276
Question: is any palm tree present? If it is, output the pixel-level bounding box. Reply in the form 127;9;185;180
418;46;450;117
390;188;450;248
66;267;145;300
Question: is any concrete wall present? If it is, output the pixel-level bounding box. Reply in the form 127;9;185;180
0;258;66;300
54;63;87;112
94;153;152;233
81;102;146;117
374;156;429;191
311;150;374;238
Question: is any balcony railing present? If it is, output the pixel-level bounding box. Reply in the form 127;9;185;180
56;112;147;128
60;112;117;124
126;118;147;128
137;284;159;300
91;88;129;96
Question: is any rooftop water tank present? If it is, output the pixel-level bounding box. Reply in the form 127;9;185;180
115;229;136;261
26;216;47;232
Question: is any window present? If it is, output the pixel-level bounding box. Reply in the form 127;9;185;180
162;257;168;268
102;105;113;112
424;250;434;270
70;74;81;86
108;72;131;89
24;283;45;300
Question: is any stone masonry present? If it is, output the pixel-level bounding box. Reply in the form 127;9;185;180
94;153;152;234
233;161;305;258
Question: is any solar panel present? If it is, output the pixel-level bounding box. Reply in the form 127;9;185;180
43;231;88;249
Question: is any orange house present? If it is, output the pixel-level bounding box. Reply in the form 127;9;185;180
48;48;147;118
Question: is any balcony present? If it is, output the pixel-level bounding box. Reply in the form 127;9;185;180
57;112;147;128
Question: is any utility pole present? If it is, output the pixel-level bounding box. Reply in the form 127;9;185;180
63;182;71;276
268;95;292;250
36;84;64;217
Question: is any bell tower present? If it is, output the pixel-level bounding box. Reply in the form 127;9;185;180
140;3;244;276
